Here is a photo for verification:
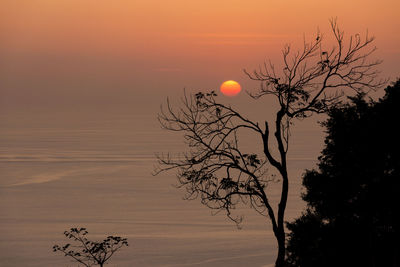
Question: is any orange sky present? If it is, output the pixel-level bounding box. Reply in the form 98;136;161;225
1;0;399;111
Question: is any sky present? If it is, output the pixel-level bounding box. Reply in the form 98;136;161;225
0;2;399;265
1;0;399;112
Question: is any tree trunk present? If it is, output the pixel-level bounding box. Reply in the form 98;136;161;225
262;110;289;267
275;172;288;267
275;228;286;267
274;108;289;267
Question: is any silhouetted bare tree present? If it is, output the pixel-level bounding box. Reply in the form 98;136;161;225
155;19;385;267
52;227;128;267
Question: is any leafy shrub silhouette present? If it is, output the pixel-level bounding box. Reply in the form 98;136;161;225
53;227;128;267
286;80;400;267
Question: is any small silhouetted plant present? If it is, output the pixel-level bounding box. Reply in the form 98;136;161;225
53;227;128;267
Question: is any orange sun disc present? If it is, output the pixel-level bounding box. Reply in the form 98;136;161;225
220;80;241;97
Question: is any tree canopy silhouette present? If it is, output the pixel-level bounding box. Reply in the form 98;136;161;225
155;19;385;267
286;79;400;267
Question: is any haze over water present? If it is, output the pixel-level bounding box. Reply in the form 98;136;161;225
1;0;399;266
0;105;323;266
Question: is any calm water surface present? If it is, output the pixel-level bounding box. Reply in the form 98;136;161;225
0;108;323;266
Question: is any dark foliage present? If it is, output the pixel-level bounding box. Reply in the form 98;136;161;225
53;227;128;267
286;79;400;267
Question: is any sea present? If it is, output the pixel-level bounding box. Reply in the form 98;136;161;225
0;103;324;267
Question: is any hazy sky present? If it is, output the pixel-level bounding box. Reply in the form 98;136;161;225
0;3;399;265
1;0;399;112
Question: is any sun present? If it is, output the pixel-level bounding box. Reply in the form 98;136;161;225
220;80;241;97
